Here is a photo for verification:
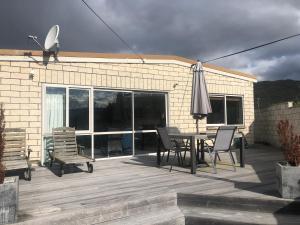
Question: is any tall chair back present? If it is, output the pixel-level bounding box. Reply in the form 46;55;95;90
157;127;174;150
213;126;237;152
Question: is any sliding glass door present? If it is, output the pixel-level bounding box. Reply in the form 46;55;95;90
43;85;167;162
134;92;166;154
93;90;133;158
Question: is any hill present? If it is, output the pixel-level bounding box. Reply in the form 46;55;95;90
254;80;300;109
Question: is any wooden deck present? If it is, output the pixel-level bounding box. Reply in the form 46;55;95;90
15;144;284;224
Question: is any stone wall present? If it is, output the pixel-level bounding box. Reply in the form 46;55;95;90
255;102;300;147
0;57;255;161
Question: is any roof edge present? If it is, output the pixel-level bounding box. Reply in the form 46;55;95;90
0;49;257;81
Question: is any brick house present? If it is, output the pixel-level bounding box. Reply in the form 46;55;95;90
0;49;256;164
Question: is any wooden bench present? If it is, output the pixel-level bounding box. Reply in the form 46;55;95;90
3;128;32;180
50;127;93;177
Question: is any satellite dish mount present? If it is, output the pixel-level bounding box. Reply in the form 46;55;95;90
28;25;60;62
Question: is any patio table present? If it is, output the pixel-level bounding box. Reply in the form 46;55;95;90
156;132;245;174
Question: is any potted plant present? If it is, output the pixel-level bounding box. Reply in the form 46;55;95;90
276;120;300;199
0;104;19;224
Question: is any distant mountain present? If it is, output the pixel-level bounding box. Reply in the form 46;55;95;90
254;80;300;109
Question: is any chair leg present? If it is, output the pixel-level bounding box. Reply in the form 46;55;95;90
214;152;218;165
176;152;181;165
230;151;236;164
166;150;170;162
169;152;177;172
216;153;221;161
208;150;217;174
228;151;236;172
179;152;184;166
183;150;187;161
161;152;165;161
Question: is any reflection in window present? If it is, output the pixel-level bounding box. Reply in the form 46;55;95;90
94;91;132;132
45;87;66;133
94;134;132;158
134;92;166;130
43;136;54;163
69;89;89;130
135;132;158;154
76;135;92;157
207;97;225;124
227;97;243;125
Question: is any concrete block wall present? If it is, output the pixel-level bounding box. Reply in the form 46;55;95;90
255;102;300;147
0;58;255;161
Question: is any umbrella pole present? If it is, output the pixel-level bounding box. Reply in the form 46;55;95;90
196;118;199;134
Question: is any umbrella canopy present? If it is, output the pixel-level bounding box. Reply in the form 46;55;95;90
191;61;212;120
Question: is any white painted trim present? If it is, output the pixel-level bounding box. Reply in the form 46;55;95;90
203;67;257;83
0;55;257;82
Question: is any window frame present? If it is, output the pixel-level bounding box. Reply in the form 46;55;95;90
206;94;244;127
42;83;168;163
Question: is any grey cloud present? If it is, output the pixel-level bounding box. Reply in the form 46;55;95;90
1;0;300;80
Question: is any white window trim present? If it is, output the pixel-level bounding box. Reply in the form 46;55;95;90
207;94;244;127
42;83;168;163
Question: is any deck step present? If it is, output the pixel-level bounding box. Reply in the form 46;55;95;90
178;193;300;225
16;189;185;225
178;193;300;214
182;206;300;225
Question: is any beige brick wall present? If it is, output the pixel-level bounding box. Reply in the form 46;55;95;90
255;102;300;147
0;59;255;161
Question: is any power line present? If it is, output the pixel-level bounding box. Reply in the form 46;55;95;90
203;33;300;63
81;0;145;63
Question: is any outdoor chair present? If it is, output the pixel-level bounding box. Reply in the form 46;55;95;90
50;127;93;177
3;128;32;180
157;127;188;172
206;126;237;173
167;127;190;163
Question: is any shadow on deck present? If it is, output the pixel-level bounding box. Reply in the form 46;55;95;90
14;144;287;224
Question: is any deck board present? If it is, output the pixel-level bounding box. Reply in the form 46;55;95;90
16;144;283;223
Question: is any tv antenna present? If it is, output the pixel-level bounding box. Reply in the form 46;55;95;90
28;25;60;61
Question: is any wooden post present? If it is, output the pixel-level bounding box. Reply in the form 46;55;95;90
190;136;196;174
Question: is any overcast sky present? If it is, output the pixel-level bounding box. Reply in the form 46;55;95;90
1;0;300;81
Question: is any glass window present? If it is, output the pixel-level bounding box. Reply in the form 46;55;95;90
207;96;225;124
69;89;90;130
45;87;66;133
135;132;158;154
227;96;243;125
94;91;132;132
94;134;133;158
134;92;166;130
76;135;92;157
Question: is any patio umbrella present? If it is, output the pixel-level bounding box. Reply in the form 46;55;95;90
191;60;212;133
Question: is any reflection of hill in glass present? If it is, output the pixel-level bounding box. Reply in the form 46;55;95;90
69;89;89;109
254;80;300;109
94;91;132;131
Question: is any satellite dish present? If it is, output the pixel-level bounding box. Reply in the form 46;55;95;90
44;25;60;51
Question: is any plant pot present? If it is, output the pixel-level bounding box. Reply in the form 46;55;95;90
276;161;300;199
0;176;19;224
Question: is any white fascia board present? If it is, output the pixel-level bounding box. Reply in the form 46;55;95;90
0;55;257;83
